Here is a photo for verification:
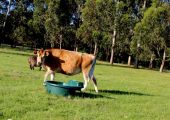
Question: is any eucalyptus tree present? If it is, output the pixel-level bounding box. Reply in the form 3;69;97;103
95;0;117;62
44;0;60;48
114;1;136;65
5;0;30;47
0;0;36;47
76;0;101;55
0;2;6;45
109;0;148;64
44;0;73;49
70;0;85;51
3;0;11;33
128;0;153;68
97;0;140;64
0;0;16;45
29;0;46;48
131;1;170;72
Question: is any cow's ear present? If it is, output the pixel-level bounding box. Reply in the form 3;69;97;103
45;51;50;56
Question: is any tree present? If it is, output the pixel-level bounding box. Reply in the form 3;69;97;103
0;0;12;45
30;0;46;48
132;1;170;72
76;0;101;55
44;0;60;48
109;0;118;64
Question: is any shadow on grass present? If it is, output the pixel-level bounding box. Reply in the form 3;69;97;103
71;89;153;99
73;91;115;99
98;89;153;96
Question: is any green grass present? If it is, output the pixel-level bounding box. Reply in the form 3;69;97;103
0;48;170;120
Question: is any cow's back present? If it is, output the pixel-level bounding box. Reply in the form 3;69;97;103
47;49;82;75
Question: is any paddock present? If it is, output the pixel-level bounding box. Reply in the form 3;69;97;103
0;48;170;120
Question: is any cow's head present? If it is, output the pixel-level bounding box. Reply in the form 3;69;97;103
33;49;38;55
36;49;50;66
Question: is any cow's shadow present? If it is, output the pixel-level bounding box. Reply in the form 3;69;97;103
98;89;153;96
73;89;152;99
73;91;115;99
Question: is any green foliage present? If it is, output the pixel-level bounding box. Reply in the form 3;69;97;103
32;0;46;33
44;0;60;47
77;0;98;43
132;4;169;61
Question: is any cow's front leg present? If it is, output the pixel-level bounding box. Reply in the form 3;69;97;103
43;67;52;85
50;71;55;81
43;71;50;85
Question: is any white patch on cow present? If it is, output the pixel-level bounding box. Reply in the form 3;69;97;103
50;73;55;81
37;54;41;65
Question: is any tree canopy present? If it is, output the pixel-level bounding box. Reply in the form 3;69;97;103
0;0;170;71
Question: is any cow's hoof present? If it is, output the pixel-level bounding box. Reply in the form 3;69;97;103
95;88;99;93
81;88;85;92
95;90;99;94
43;82;46;86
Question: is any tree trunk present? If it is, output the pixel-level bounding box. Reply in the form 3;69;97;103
3;0;11;28
134;55;139;68
93;42;97;56
128;55;131;66
75;46;78;52
149;53;154;69
74;39;78;52
143;0;146;9
1;0;11;45
74;41;78;52
110;30;116;64
134;49;139;68
59;34;62;49
50;42;54;48
110;0;118;64
160;50;166;73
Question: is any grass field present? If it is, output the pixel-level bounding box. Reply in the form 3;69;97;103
0;47;170;120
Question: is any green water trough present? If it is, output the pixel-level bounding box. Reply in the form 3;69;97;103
45;80;84;96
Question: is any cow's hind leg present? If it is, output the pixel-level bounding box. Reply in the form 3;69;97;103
43;71;49;85
81;72;88;92
91;75;98;93
30;65;32;70
39;66;42;71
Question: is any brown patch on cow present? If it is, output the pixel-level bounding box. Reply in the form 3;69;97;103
28;55;43;71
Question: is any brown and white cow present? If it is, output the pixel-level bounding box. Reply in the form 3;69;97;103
36;48;98;93
28;55;42;70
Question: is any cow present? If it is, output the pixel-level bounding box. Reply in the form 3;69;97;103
36;48;98;93
28;55;42;70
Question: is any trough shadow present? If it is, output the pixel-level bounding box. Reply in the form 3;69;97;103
72;91;115;99
98;89;153;96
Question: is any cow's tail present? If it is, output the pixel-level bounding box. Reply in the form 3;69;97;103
88;55;96;80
